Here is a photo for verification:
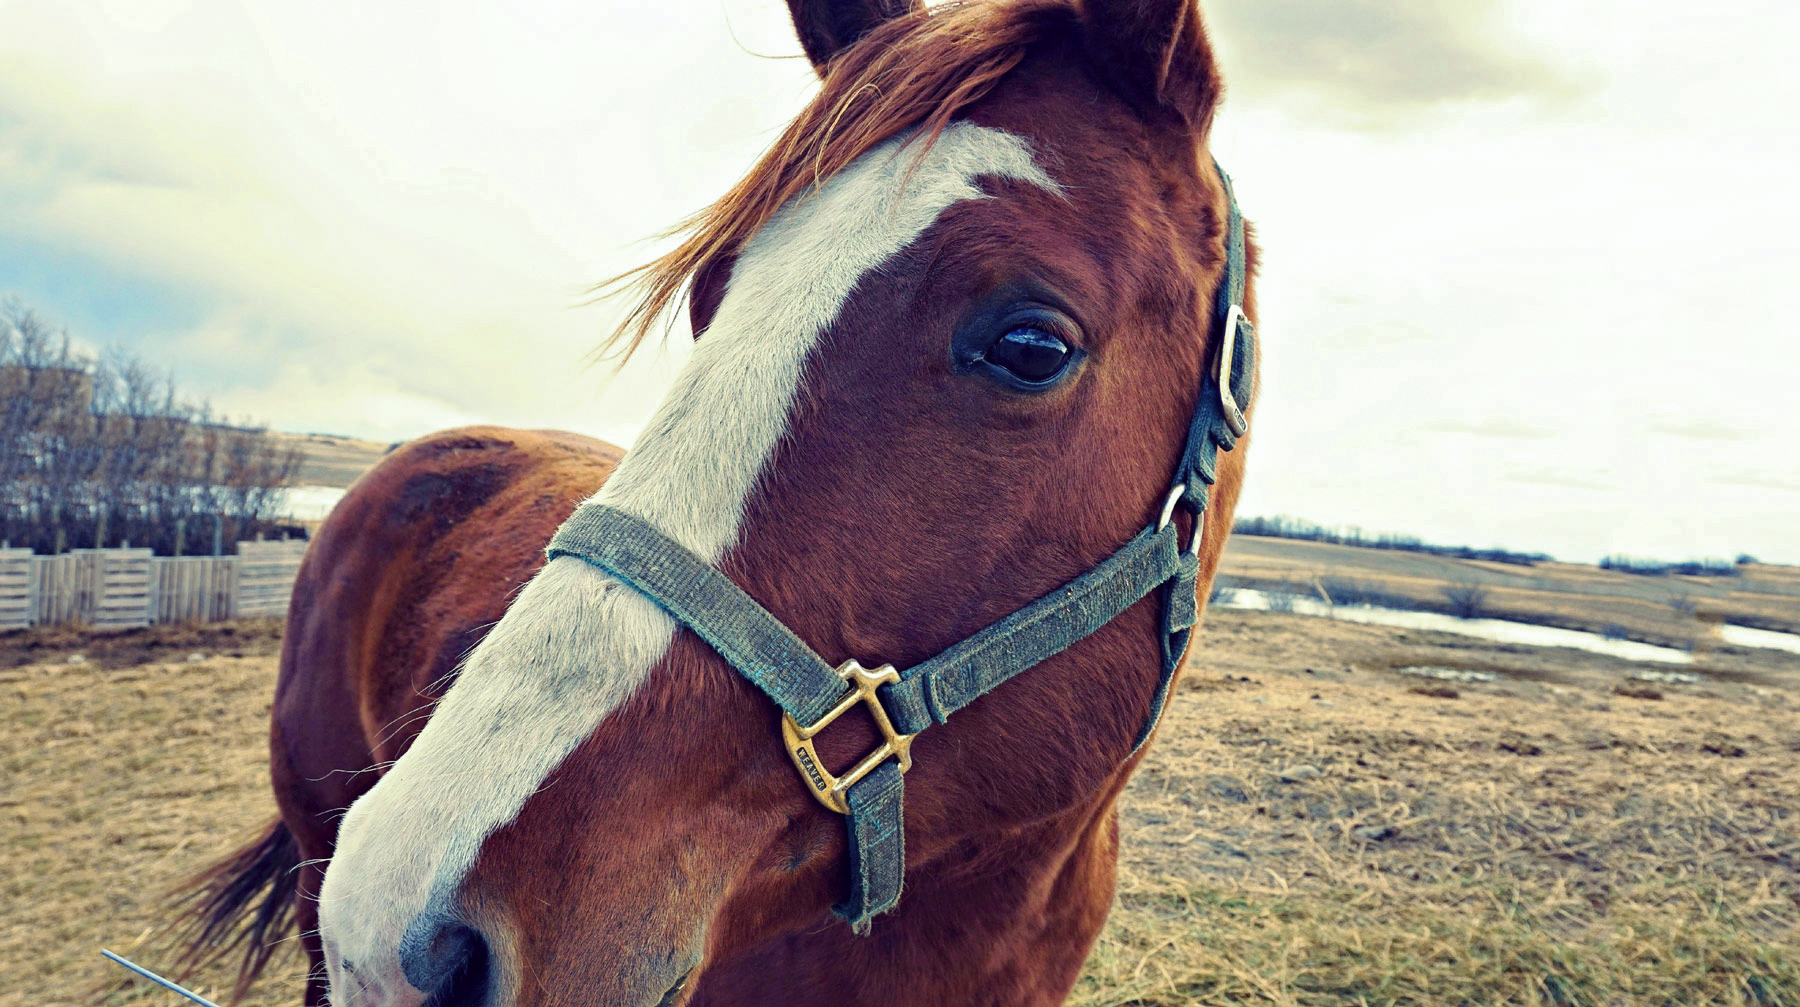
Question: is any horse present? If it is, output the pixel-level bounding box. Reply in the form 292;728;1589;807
173;1;1259;1004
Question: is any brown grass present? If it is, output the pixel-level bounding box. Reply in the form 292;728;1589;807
1082;612;1798;1006
0;624;307;1007
3;609;1796;1007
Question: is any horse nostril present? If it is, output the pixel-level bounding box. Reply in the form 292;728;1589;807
399;919;491;1007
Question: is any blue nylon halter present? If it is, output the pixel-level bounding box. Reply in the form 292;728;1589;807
546;162;1255;932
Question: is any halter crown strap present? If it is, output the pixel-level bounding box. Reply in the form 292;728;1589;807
544;161;1251;933
1173;163;1256;515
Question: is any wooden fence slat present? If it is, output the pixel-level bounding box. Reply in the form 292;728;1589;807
149;556;241;623
79;548;154;629
0;548;32;631
233;540;308;618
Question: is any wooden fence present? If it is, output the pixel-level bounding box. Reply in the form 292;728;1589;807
0;548;30;632
153;557;237;624
0;541;308;630
236;541;307;618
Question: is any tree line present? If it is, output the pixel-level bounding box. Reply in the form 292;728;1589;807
1231;514;1553;567
1598;555;1741;578
1;297;304;556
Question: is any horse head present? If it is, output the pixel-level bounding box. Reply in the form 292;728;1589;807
317;1;1257;1003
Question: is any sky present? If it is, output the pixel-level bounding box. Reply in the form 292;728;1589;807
1;0;1795;565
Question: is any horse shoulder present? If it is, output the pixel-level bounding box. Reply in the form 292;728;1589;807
271;426;621;831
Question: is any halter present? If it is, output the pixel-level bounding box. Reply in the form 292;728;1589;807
547;162;1255;932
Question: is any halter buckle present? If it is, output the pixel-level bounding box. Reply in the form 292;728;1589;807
782;660;915;815
1217;304;1250;438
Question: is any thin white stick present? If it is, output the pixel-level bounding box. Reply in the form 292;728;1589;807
100;950;223;1007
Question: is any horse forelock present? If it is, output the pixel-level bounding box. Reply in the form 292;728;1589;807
598;0;1078;360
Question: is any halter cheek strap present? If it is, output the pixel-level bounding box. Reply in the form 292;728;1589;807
545;162;1254;933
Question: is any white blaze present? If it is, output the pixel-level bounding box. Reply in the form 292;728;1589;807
316;122;1056;1004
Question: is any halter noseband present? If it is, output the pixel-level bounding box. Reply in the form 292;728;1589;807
546;163;1255;932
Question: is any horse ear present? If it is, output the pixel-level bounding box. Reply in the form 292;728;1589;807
687;250;737;340
1080;0;1220;128
787;0;921;75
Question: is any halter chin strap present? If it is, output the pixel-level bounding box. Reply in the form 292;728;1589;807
545;161;1253;933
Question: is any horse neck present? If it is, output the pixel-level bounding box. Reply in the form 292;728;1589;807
705;783;1128;1007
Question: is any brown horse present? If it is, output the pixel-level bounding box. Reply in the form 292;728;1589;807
176;0;1258;1004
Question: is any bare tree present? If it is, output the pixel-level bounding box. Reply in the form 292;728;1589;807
0;297;304;555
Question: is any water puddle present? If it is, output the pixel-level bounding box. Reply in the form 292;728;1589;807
1719;624;1800;656
1398;667;1500;683
1214;588;1695;665
1630;669;1706;685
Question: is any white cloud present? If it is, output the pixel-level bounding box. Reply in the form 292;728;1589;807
0;0;808;440
1207;0;1594;127
1;0;1796;563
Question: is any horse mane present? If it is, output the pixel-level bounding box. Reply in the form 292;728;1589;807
595;0;1073;360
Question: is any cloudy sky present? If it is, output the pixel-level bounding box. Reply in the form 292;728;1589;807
1;0;1794;564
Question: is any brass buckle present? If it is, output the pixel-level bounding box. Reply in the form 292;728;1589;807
781;660;915;814
1216;304;1250;438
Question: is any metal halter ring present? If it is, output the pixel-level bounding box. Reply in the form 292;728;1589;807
1157;486;1185;532
1216;304;1250;439
1157;486;1207;557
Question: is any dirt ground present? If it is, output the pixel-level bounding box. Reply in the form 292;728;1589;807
3;611;1796;1007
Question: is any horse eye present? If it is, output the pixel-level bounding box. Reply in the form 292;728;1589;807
985;327;1072;384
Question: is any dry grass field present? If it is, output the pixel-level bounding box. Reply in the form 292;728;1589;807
1221;536;1800;648
3;606;1796;1007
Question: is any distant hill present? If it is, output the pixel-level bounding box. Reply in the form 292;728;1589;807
269;432;393;487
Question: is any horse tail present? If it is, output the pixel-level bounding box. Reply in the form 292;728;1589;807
163;817;302;1002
